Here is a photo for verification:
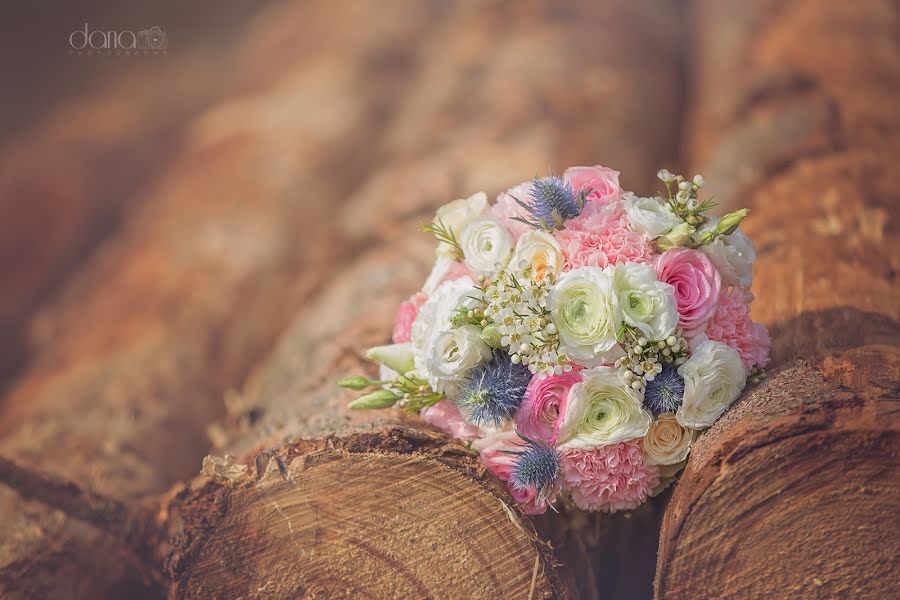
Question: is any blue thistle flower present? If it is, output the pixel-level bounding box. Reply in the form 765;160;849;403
513;175;585;230
509;436;560;501
643;364;685;416
458;352;532;427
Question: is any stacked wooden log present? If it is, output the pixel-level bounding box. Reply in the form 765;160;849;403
655;1;900;598
0;0;896;598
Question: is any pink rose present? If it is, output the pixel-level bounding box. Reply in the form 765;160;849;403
563;165;621;209
473;431;558;514
472;430;521;481
392;292;427;343
655;247;722;337
704;288;771;370
508;480;557;515
420;400;483;441
516;371;582;444
487;182;533;242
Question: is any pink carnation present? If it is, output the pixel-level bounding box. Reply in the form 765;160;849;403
420;400;483;441
392;292;427;343
473;431;557;515
563;165;621;209
556;201;654;270
655;247;722;337
516;371;582;445
560;440;659;513
487;182;533;242
705;288;771;370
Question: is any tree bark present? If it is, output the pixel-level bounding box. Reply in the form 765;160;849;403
655;1;900;598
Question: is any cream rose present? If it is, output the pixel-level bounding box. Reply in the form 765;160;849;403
432;191;488;258
549;266;622;366
427;325;492;381
700;219;756;289
677;336;747;429
510;230;564;280
612;262;679;341
556;367;651;449
622;193;681;238
642;414;694;465
411;277;480;393
460;216;514;274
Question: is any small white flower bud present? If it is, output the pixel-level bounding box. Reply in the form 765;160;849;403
631;380;643;390
678;181;691;191
693;174;704;186
666;336;677;346
623;369;634;380
637;337;648;347
510;353;522;364
545;323;557;335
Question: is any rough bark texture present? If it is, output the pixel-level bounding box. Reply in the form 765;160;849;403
655;1;900;598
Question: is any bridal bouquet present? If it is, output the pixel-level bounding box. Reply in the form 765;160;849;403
340;165;769;514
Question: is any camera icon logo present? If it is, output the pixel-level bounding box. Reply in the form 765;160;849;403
137;26;167;50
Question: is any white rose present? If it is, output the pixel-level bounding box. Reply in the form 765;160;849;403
612;262;679;340
642;414;694;466
700;219;755;289
557;366;651;449
622;192;681;238
459;216;513;274
549;266;623;366
510;230;564;280
411;277;479;393
427;325;492;381
677;336;747;429
433;191;488;258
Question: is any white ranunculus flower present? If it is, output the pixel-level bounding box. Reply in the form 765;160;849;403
459;216;513;274
677;336;747;429
642;413;694;466
549;266;623;367
427;325;492;381
411;277;479;393
510;230;564;280
612;262;679;340
556;366;651;449
432;191;488;258
622;193;681;238
700;218;755;289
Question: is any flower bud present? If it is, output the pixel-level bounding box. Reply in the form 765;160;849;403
480;325;502;348
365;342;415;374
655;222;696;251
337;375;375;390
716;208;749;236
348;388;399;409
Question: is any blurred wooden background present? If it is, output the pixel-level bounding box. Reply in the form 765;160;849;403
0;1;896;599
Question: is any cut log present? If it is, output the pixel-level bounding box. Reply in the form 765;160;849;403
655;1;900;598
158;2;686;598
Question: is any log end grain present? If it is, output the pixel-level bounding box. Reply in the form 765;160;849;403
163;427;564;600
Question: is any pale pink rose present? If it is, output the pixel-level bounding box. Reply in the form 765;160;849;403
516;371;582;444
704;288;770;370
655;247;722;337
392;292;427;343
420;400;483;441
563;165;622;209
472;430;521;481
487;182;533;242
474;431;557;514
560;439;660;513
508;480;557;515
556;201;654;270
